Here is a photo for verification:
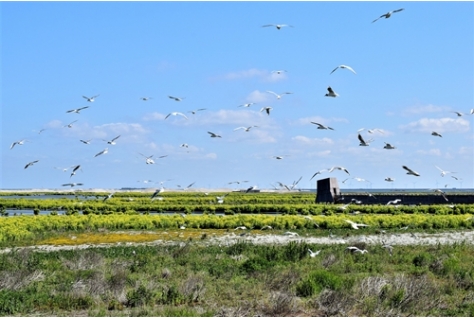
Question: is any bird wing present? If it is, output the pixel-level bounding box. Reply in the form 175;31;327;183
266;90;278;97
402;165;416;174
261;24;274;27
327;86;335;94
393;8;404;13
358;134;366;144
330;66;339;74
311;122;323;128
344;65;357;74
112;135;121;142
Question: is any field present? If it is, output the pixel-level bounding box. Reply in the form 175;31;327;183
0;191;474;316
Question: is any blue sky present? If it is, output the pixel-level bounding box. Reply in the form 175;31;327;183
2;1;473;190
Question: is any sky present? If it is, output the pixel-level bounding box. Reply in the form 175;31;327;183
1;1;473;191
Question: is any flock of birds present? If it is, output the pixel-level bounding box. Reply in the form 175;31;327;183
7;7;473;194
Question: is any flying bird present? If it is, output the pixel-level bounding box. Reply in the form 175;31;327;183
310;169;328;180
325;86;338;97
234;126;258;132
103;192;114;202
188;108;206;114
273;155;289;160
105;135;121;145
328;166;350;175
246;185;258;193
402;165;420;177
165;112;188;120
311;122;334;130
260;106;273;115
82;95;99;102
358;134;372;146
168;96;185;102
239;103;256;108
140;97;152;101
308;249;321;258
24;160;39;169
66;106;89;114
431;131;443;137
80;139;92;145
70;164;81;178
64;120;78;128
383;142;396;149
387;199;402;205
330;65;356;75
10;139;28;150
271;70;287;74
62;182;83;187
262;24;293;30
94;148;108;157
151;187;165;199
435;165;456;177
372;8;404;23
138;153;155;164
208;131;222;138
266;90;293;100
452;111;463;117
385;177;395;182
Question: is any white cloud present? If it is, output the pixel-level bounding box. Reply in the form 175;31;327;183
416;148;442;156
291;135;334;146
400;117;470;134
205;153;217;159
402;104;449;116
143;112;166;121
245;90;271;103
292;116;349;126
219;69;286;83
196;109;274;127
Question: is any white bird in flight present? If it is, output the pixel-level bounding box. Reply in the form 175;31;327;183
165;112;188;120
168;95;185;102
358;134;373;146
308;249;321;258
372;8;404;23
80;139;92;145
310;169;328;180
62;182;83;187
266;90;293;100
345;219;370;230
262;24;293;30
239;102;256;108
431;131;443;138
10;139;28;150
105;135;121;145
82;95;99;102
330;65;356;75
311;122;334;130
325;86;339;97
385;177;395;182
260;106;273;115
234;126;258;132
94;148;108;157
64;120;78;128
70;164;81;178
383;142;396;149
328;166;350;175
66;106;89;114
24;160;39;169
273;155;289;160
271;70;287;74
188;108;206;115
435;165;456;177
208;131;222;138
402;165;420;177
452;111;463;117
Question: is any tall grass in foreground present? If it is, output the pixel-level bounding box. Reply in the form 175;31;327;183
0;241;473;316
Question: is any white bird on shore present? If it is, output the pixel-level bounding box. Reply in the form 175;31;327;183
284;231;299;237
64;120;78;128
24;160;39;169
235;226;247;230
311;122;334;130
325;86;339;97
266;90;293;100
80;139;92;145
402;165;420;177
346;246;368;254
431;131;442;137
262;24;293;30
387;199;402;205
435;165;456;177
234;126;258;132
83;94;99;102
308;249;321;258
165;112;188;120
345;219;369;230
67;106;89;114
383;142;396;149
372;8;404;23
94;148;108;157
105;135;121;145
10;139;28;150
260;106;273;115
168;96;185;102
330;65;356;75
208;131;222;138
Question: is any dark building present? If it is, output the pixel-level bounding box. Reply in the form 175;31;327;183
315;178;342;203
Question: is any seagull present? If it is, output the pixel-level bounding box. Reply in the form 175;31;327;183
310;169;328;180
266;90;293;100
165;112;188;120
62;182;83;187
180;143;189;148
105;135;121;145
325;86;338;98
35;129;46;134
452;111;463;117
311;122;334;130
358;134;372;146
262;24;293;30
138;153;166;165
103;192;114;202
383;142;396;149
10;139;28;150
273;155;289;160
261;225;273;230
234;226;247;230
64;120;78;128
402;165;420;177
451;176;460;181
228;180;249;185
435;165;456;177
80;139;92;145
168;96;185;102
433;189;449;202
260;106;273;115
308;249;321;258
188;108;206;115
246;185;258;193
372;8;404;23
271;70;287;74
94;148;108;157
181;182;195;190
24;160;39;169
151;187;165;199
208;131;222;138
83;94;99;102
345;246;368;254
234;126;258;132
239;102;256;108
431;131;442;137
216;193;230;204
140;97;152;101
328;166;350;175
345;219;369;230
284;231;299;237
385;177;395;182
70;164;81;178
387;199;402;205
66;106;89;114
330;65;356;75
